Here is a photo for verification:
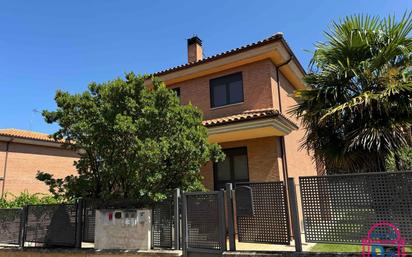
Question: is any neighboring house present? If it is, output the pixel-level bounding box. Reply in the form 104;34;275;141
146;33;318;190
0;129;78;197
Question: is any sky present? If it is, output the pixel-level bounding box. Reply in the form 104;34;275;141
0;0;411;134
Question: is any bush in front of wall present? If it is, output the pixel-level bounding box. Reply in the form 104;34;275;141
0;191;62;208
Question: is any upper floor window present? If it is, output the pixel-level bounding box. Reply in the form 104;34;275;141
172;87;180;98
171;87;181;104
210;72;244;108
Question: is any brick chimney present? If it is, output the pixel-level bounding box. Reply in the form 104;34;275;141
187;36;203;63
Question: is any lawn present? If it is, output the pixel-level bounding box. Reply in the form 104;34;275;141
310;244;412;253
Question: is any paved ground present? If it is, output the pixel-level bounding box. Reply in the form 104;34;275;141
234;239;315;252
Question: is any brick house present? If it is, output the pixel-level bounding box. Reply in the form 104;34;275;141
0;129;78;197
0;33;317;197
146;33;318;190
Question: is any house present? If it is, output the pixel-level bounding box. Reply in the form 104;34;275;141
0;128;78;197
1;33;317;197
147;33;318;190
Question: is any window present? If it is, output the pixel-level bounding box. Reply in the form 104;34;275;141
172;87;180;98
210;72;243;108
214;147;249;190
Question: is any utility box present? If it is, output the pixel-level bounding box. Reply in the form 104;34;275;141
94;209;151;250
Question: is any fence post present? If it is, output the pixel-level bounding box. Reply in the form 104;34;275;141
181;193;188;257
225;183;236;251
173;188;181;250
19;205;28;248
287;177;302;252
75;199;84;248
217;191;227;252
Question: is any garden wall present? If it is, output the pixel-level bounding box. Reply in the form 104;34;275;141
0;248;182;257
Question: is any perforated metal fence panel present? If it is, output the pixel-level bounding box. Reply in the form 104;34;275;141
186;193;222;250
152;199;173;249
0;208;22;245
83;205;95;243
235;182;290;245
24;204;78;247
300;172;412;245
182;191;226;257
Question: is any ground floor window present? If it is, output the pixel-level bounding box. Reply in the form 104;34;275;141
213;147;249;190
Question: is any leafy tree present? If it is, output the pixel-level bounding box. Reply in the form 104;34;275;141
291;13;412;173
37;73;223;204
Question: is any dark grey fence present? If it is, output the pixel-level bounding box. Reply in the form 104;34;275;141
152;199;174;249
299;171;412;245
0;208;23;245
182;191;226;257
23;204;79;247
235;182;290;245
82;203;95;243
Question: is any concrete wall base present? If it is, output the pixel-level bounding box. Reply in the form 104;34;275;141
0;248;182;257
1;249;410;257
224;251;412;257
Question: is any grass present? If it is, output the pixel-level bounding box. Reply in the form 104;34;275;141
310;243;362;252
310;244;412;253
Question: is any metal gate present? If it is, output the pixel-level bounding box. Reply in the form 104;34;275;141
234;182;291;245
82;203;95;243
152;199;174;249
182;191;226;257
23;204;79;247
0;208;23;245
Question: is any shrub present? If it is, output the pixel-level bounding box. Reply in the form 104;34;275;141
0;191;62;208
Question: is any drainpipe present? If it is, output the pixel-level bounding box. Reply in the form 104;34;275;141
275;57;293;183
1;138;12;198
275;56;299;240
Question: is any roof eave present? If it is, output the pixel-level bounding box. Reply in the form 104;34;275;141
0;135;64;148
145;34;308;90
205;114;298;131
206;115;298;143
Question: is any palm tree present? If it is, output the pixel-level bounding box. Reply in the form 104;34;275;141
291;13;412;173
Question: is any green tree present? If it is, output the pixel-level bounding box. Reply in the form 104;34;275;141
291;13;412;173
37;73;223;204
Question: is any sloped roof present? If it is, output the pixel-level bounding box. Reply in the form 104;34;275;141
0;128;58;143
202;108;298;129
152;33;306;77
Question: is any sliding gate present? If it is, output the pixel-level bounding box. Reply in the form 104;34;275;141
182;191;226;257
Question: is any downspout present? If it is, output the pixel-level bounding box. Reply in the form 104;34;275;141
275;56;296;240
275;57;293;183
1;138;12;198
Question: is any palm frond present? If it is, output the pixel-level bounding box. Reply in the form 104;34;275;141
290;12;412;173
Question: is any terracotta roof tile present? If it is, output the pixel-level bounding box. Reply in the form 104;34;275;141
202;108;298;129
152;33;286;77
1;110;297;143
0;128;59;143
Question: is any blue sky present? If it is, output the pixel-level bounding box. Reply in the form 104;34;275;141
0;0;410;134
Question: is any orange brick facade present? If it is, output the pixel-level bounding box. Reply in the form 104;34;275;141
169;60;274;121
1;35;318;196
166;59;317;190
0;141;78;197
201;136;283;190
273;72;316;180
